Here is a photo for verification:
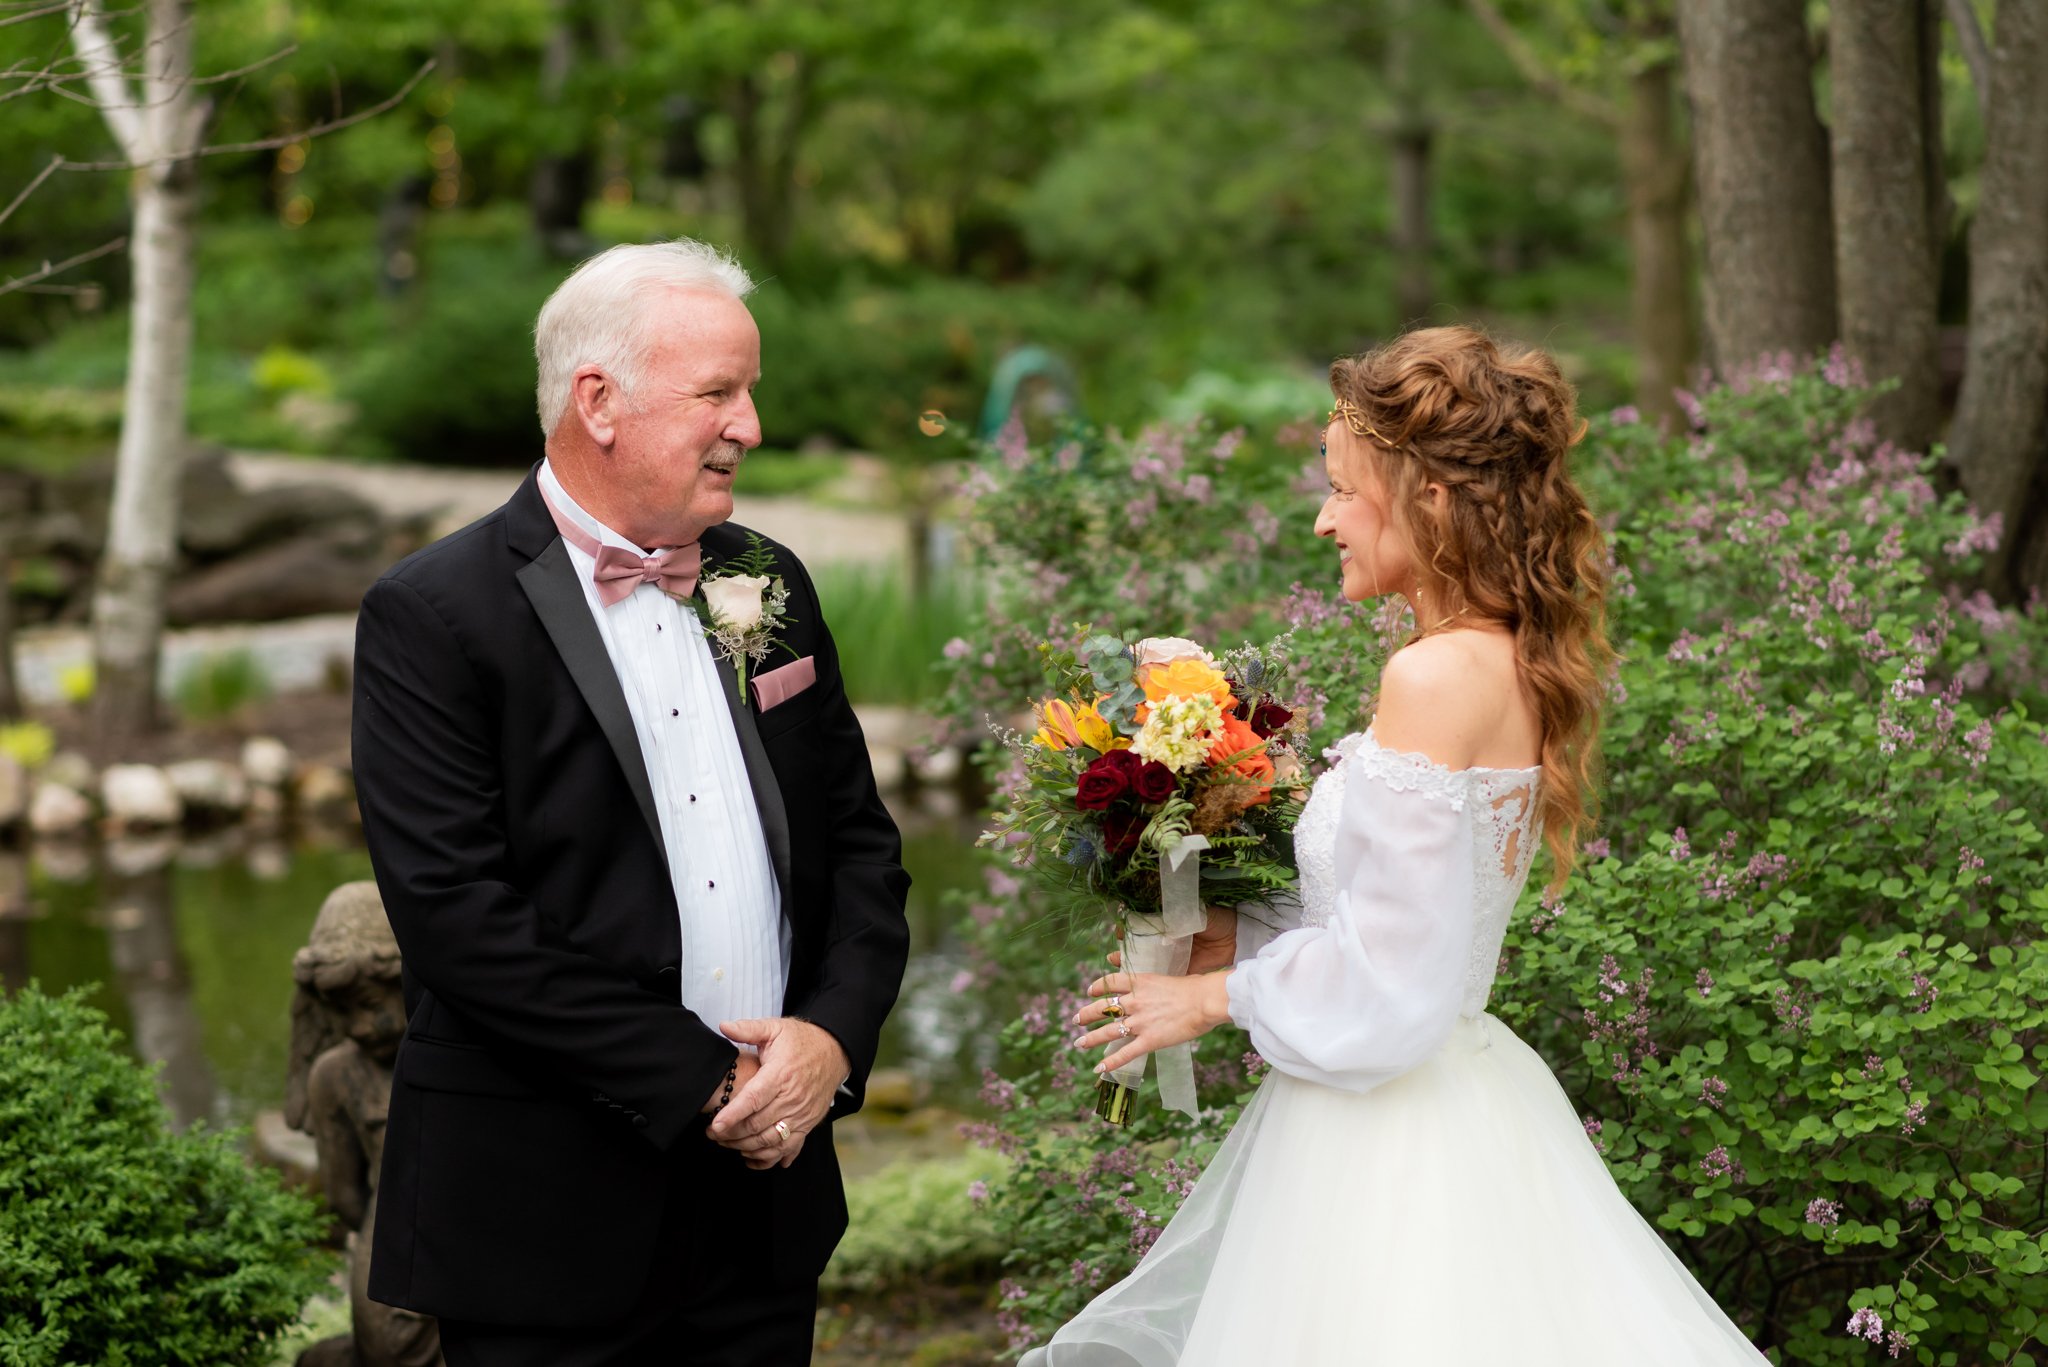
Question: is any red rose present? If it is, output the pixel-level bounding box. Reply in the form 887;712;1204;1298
1076;749;1140;809
1132;760;1177;804
1102;810;1147;856
1249;700;1294;738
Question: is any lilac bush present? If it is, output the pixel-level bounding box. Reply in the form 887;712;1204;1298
938;358;2048;1362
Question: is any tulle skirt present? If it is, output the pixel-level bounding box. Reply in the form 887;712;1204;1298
1022;1014;1769;1365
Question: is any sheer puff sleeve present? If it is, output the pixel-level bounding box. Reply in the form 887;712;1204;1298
1225;743;1477;1093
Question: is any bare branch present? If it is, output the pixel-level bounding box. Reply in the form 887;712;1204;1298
1464;0;1621;128
1944;0;1991;120
0;235;127;298
57;56;435;171
0;155;65;229
184;42;294;86
0;2;75;30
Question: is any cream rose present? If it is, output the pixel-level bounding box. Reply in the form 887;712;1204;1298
1135;636;1219;670
702;573;771;630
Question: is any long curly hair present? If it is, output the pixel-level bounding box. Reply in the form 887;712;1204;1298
1329;326;1612;884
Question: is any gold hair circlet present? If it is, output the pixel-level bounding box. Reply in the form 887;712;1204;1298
1330;398;1400;450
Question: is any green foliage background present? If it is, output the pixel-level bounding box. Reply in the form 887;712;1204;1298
0;0;1668;468
934;368;2048;1362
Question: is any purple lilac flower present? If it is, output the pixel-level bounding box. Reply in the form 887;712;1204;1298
1806;1198;1841;1227
1699;1076;1728;1110
1845;1306;1884;1342
1695;969;1714;1000
1670;827;1690;861
968;1180;990;1205
1698;1146;1744;1182
1582;1116;1607;1154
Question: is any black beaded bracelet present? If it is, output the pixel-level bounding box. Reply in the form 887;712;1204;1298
713;1060;738;1113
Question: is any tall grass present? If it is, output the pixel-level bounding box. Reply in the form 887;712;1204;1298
810;563;974;708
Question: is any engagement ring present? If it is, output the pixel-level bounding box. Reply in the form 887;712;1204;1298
1104;995;1124;1018
1116;1021;1130;1038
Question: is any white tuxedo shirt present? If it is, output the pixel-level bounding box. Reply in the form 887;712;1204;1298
537;461;789;1039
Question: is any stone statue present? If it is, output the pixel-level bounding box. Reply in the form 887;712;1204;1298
287;881;442;1367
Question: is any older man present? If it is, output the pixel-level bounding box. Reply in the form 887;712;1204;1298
352;239;910;1365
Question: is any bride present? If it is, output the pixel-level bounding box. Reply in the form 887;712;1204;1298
1024;327;1770;1364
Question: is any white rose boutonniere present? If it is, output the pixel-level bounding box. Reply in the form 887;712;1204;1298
679;534;793;705
701;574;772;632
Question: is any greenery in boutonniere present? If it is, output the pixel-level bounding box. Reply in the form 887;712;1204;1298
680;532;795;704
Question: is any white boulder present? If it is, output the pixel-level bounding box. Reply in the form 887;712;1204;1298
241;736;294;789
29;782;93;835
100;764;184;829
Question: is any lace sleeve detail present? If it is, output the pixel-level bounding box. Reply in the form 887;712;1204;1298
1348;731;1472;812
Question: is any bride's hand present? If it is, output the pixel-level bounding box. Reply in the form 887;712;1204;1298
1073;969;1233;1077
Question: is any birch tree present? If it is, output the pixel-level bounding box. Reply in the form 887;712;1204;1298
69;0;208;756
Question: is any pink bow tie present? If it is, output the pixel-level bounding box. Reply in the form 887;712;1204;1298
540;486;701;605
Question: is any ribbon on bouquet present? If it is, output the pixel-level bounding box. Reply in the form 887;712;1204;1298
1107;834;1210;1118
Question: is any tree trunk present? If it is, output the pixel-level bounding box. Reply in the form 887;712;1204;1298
1386;0;1434;326
530;0;595;259
1675;0;1837;370
1619;45;1692;427
1949;0;2048;598
1388;123;1434;327
1830;0;1944;453
93;160;198;755
73;0;206;758
727;73;791;270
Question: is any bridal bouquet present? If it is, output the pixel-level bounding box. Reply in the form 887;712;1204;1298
982;630;1307;1123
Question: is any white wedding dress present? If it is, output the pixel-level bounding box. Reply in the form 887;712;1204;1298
1023;729;1769;1365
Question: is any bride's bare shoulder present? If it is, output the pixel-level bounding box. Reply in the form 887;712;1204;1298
1372;630;1527;770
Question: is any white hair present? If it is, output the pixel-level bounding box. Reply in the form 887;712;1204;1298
533;238;756;437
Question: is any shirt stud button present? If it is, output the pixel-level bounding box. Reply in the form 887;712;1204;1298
708;880;716;889
671;708;679;716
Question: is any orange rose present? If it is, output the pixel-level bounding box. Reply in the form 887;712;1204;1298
1206;716;1275;804
1136;658;1235;723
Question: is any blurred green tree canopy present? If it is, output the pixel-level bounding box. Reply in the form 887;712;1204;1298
0;0;1990;464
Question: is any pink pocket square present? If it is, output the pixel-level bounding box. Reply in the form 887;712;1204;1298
753;655;817;712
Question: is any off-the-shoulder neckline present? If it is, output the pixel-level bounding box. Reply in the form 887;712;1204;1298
1350;725;1543;776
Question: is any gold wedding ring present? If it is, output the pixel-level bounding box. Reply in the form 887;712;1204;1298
775;1120;791;1143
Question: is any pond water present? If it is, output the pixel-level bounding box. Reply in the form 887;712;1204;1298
0;795;995;1132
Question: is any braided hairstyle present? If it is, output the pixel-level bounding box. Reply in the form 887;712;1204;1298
1329;326;1613;884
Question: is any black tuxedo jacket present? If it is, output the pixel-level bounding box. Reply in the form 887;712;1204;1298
352;466;911;1328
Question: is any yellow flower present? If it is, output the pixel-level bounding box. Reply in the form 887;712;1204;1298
1032;697;1083;750
1072;698;1131;754
1136;658;1234;723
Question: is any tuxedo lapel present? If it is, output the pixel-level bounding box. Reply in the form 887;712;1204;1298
712;648;795;925
517;538;665;854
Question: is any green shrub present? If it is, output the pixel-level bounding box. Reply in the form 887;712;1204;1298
174;649;274;723
736;448;850;499
0;984;334;1367
940;360;2048;1360
251;346;334;397
346;261;553;467
823;1151;1011;1296
813;562;980;707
